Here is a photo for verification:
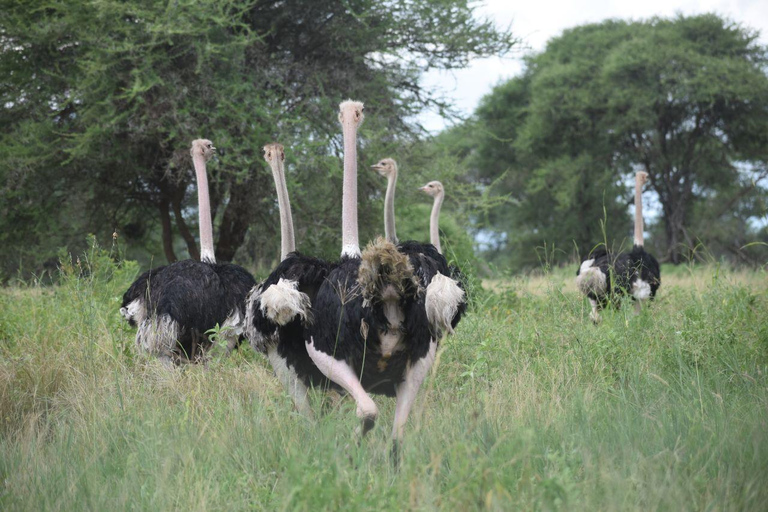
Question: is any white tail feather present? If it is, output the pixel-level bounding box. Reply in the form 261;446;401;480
136;315;179;358
260;279;312;326
244;284;274;354
120;298;147;326
576;266;607;297
425;273;465;336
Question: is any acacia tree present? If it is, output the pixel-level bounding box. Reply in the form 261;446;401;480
471;14;768;267
0;0;515;279
603;15;768;263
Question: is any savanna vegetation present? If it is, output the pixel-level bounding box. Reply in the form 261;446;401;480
0;242;766;510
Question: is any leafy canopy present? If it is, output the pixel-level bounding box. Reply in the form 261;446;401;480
0;0;516;279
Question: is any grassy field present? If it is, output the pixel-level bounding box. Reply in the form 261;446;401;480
1;246;767;510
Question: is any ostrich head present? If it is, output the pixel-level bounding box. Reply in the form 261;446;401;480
371;158;397;179
419;181;444;198
637;171;649;185
263;143;285;163
338;100;364;128
190;139;216;161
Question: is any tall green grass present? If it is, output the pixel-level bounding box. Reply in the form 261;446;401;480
1;243;766;510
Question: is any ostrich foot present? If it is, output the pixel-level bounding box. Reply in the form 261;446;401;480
361;415;377;436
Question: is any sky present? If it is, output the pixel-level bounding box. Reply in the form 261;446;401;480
418;0;768;132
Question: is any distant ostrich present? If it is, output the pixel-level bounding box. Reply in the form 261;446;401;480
370;159;466;337
120;139;256;363
244;143;331;415
576;171;661;323
305;101;441;453
371;158;399;243
418;180;467;336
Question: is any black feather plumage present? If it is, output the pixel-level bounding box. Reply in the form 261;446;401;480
246;251;334;386
577;245;661;306
122;259;256;359
309;256;431;397
120;265;166;327
397;241;466;335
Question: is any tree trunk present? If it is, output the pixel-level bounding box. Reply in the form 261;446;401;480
158;199;178;264
171;186;201;261
657;181;692;264
215;178;257;262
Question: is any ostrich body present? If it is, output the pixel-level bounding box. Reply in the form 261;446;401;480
244;143;332;415
576;171;661;322
305;101;436;447
120;139;256;363
371;160;466;337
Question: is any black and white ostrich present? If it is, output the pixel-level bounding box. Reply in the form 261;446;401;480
305;101;444;451
244;143;331;415
120;139;256;363
576;171;661;322
370;159;466;337
418;179;467;336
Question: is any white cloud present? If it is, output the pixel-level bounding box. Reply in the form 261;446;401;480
418;0;768;132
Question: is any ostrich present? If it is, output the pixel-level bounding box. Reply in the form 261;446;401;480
244;143;331;415
120;139;256;363
305;101;439;454
418;180;467;336
370;158;399;243
576;171;661;323
370;159;466;337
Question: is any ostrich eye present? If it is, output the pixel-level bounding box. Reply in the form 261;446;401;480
280;152;285;161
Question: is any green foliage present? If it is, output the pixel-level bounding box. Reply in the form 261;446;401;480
467;14;768;269
0;0;516;280
1;246;767;509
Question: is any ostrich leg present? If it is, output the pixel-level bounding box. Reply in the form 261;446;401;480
391;340;437;461
267;346;313;417
306;337;378;433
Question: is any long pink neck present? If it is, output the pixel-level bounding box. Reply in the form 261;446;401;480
384;171;398;243
634;174;644;247
192;153;216;263
270;157;295;261
341;121;360;258
430;191;444;254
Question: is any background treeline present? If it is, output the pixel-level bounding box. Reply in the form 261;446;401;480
1;4;767;281
444;14;768;270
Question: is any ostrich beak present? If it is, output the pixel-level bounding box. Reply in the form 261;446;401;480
418;186;428;192
371;164;382;172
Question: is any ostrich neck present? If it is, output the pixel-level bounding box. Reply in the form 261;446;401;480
430;192;444;254
193;153;216;263
634;175;644;247
341;121;360;258
384;172;398;243
270;158;295;261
